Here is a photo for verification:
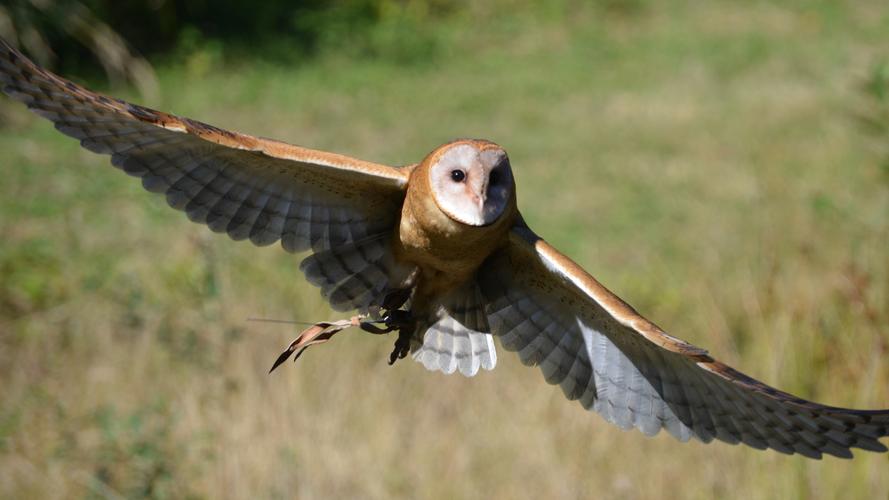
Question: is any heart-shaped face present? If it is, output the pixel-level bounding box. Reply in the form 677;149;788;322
428;141;514;227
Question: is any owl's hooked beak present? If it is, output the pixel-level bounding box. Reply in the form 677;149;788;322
426;141;511;227
469;173;490;213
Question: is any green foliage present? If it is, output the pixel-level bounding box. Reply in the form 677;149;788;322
0;238;65;316
83;403;187;499
858;59;889;183
2;0;461;74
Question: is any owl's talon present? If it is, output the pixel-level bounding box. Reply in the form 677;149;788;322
371;308;413;365
359;322;394;335
358;308;415;335
387;327;412;365
357;307;415;365
382;309;414;329
382;288;412;311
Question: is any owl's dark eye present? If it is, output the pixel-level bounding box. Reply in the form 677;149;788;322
489;169;500;185
450;169;466;182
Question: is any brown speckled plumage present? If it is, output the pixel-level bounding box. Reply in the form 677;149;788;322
2;38;887;459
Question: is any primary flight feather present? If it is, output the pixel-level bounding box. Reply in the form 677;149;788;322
2;38;887;459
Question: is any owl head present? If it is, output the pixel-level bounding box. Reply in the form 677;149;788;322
424;139;515;227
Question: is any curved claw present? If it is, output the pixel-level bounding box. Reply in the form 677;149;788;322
360;322;395;335
382;288;412;311
382;309;415;328
387;328;412;365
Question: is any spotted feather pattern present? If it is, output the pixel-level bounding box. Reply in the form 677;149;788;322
0;39;410;311
477;229;889;459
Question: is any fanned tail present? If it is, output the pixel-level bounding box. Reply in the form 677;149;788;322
411;281;497;377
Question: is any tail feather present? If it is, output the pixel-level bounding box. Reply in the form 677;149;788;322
411;281;497;377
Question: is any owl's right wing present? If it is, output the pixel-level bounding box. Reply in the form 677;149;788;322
1;39;413;312
476;221;889;459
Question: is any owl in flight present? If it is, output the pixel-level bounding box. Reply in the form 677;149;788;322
2;39;887;460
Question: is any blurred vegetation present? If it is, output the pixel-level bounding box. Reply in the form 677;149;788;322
1;0;461;94
1;0;889;499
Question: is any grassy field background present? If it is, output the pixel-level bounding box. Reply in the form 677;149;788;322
1;1;888;498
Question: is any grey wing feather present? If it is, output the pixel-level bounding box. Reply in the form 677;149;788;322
478;228;889;459
0;39;410;312
300;235;415;313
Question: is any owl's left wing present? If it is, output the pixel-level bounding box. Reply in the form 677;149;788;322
477;223;889;459
1;39;413;312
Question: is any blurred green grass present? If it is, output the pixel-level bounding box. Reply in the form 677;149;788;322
1;1;888;498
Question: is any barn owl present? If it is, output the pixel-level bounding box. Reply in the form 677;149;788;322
2;39;887;460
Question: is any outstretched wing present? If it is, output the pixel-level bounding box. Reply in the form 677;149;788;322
477;221;889;459
0;39;412;312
